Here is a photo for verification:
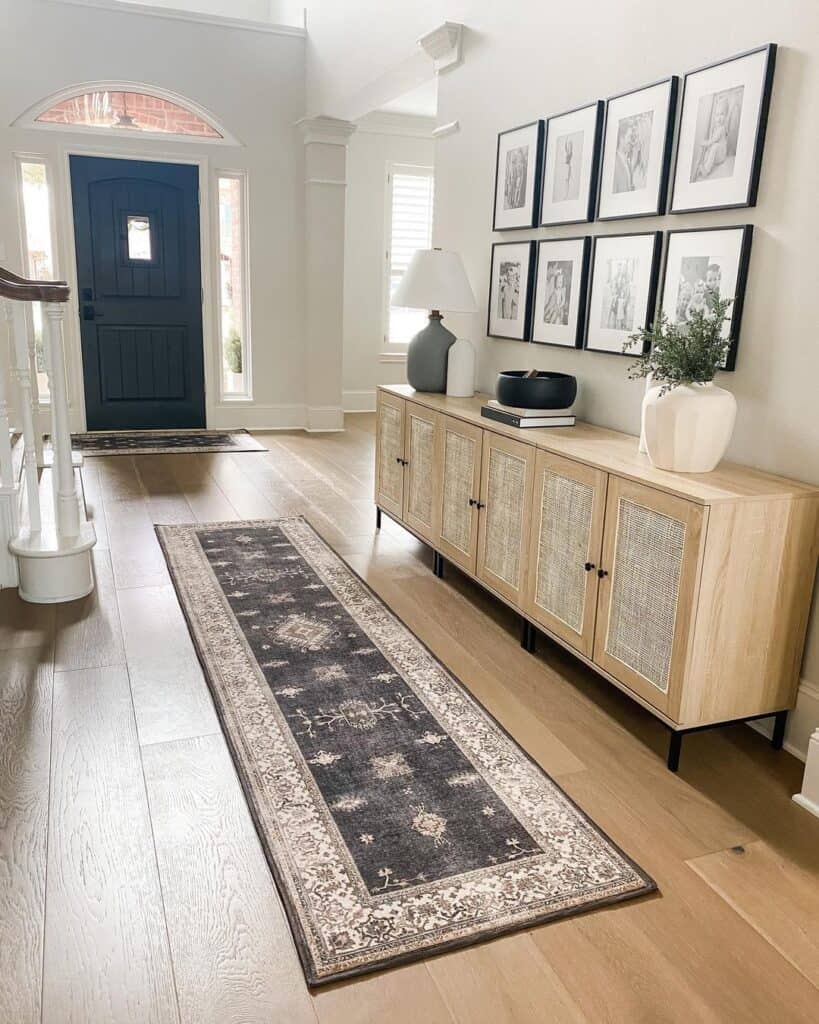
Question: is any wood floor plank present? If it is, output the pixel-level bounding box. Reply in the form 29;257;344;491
0;648;52;1024
142;734;317;1024
133;456;196;526
533;769;819;1024
95;455;146;503
106;498;172;590
687;839;819;989
312;962;454;1024
54;549;126;672
426;933;585;1023
161;454;239;523
42;666;179;1024
79;458;110;550
0;587;55;651
118;585;218;747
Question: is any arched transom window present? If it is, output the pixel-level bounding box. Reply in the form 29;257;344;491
35;88;223;139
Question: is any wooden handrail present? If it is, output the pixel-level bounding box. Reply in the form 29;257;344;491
0;266;69;303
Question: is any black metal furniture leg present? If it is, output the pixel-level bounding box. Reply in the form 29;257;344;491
437;554;445;579
771;710;788;750
526;621;536;653
375;507;382;530
667;731;683;772
521;619;535;652
433;552;444;579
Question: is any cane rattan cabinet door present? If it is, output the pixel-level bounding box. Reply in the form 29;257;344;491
523;451;608;657
593;477;706;716
375;391;405;518
402;401;440;542
436;415;483;573
476;432;536;607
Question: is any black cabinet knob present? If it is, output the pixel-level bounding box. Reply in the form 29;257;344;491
597;568;609;578
584;562;595;572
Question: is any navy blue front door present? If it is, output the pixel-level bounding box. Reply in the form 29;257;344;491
70;156;205;430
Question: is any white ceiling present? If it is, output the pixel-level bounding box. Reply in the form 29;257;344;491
379;78;438;118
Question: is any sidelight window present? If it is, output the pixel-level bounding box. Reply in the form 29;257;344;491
17;158;59;402
217;172;250;399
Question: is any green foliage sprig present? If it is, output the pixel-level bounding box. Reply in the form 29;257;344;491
624;292;733;396
224;328;243;374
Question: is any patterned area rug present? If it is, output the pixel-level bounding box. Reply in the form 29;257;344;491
63;429;267;456
157;517;656;985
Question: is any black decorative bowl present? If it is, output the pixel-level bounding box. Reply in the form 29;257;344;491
496;371;577;410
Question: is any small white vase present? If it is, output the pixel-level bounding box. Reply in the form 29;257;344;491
446;337;475;397
643;382;737;473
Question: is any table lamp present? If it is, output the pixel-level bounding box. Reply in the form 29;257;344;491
391;248;478;392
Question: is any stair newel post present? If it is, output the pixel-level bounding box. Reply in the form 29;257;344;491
8;299;41;533
42;300;79;539
0;301;15;489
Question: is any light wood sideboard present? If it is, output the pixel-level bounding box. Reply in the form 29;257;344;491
374;385;819;770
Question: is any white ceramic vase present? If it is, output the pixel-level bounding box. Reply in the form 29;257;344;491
643;382;736;473
445;337;476;397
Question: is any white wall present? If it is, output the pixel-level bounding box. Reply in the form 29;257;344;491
307;0;819;756
342;115;435;412
0;0;306;430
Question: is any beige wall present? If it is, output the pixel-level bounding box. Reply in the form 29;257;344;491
342;118;435;411
0;0;306;430
428;1;819;754
306;0;819;753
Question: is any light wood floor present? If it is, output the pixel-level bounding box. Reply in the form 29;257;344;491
1;413;818;1023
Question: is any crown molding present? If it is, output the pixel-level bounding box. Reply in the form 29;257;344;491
418;21;464;74
297;116;357;146
45;0;306;37
432;120;460;139
357;112;436;139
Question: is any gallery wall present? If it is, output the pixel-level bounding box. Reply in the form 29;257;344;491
342;116;435;411
426;1;819;754
0;0;306;430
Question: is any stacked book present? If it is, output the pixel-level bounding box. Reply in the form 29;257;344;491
480;400;575;429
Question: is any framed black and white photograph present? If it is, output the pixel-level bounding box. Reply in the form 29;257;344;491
531;237;590;348
659;225;753;371
487;241;536;340
583;232;661;355
597;77;678;220
492;121;544;230
670;44;776;213
540;101;603;226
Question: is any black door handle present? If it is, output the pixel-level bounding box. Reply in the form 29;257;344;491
82;305;104;321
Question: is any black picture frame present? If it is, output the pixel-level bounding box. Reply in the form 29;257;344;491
539;101;604;227
658;224;754;371
487;240;537;341
531;236;590;349
582;230;662;356
595;76;679;222
669;43;777;214
492;120;545;231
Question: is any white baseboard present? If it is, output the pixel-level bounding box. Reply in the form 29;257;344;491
343;389;377;413
306;405;344;432
748;678;819;762
208;403;307;431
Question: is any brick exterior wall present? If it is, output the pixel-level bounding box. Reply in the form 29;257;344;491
37;91;221;138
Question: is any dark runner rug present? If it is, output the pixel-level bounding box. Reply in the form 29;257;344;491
157;517;656;986
62;428;267;456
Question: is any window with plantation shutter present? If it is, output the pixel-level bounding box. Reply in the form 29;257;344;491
384;163;434;347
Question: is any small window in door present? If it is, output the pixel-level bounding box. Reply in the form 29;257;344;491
126;215;152;261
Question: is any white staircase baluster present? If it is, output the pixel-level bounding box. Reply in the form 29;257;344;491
42;301;79;539
8;299;41;534
0;301;20;587
26;306;45;468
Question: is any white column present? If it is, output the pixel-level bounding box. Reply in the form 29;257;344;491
298;116;356;432
0;301;20;587
42;302;79;539
7;300;41;533
25;308;45;467
793;729;819;819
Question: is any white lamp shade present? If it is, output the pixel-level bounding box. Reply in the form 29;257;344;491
391;249;478;313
